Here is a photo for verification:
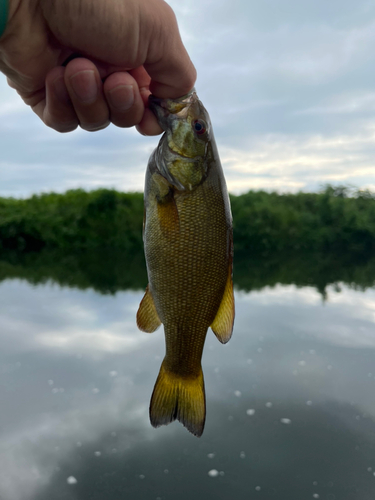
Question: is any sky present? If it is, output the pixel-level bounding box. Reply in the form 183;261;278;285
1;0;375;197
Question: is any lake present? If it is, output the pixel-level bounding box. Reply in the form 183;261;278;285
0;250;375;500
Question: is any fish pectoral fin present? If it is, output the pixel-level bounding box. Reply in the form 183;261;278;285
152;173;180;238
149;360;206;437
136;285;162;333
211;266;235;344
157;196;180;238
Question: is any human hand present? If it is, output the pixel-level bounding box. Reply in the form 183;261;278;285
0;0;196;135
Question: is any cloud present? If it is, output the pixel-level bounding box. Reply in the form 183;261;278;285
222;125;375;193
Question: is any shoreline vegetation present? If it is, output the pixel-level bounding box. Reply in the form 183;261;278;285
0;185;374;255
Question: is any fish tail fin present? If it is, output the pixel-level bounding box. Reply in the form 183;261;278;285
149;360;206;437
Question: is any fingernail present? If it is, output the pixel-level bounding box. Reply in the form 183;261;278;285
53;77;70;104
108;85;134;111
81;120;110;132
69;70;98;103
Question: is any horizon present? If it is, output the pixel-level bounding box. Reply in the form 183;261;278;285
0;183;371;201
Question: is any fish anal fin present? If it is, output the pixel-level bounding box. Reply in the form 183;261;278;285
136;285;161;333
211;266;235;344
150;360;206;437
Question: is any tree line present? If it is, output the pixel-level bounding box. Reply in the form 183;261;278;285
0;185;374;255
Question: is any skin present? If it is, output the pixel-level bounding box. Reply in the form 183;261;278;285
0;0;196;134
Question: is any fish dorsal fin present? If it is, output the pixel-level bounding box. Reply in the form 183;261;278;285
137;285;162;333
211;266;235;344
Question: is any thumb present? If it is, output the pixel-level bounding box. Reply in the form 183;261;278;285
142;2;196;98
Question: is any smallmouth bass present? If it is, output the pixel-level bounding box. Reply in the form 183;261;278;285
137;89;234;437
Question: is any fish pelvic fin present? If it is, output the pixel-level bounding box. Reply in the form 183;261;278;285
211;264;235;344
149;360;206;437
136;285;162;333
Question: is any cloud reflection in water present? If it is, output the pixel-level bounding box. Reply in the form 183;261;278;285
0;280;374;499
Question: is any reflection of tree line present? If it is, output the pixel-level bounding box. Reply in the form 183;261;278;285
0;185;374;295
0;249;148;293
1;248;374;298
235;251;375;299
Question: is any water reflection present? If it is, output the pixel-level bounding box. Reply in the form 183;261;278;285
1;248;375;296
0;251;374;499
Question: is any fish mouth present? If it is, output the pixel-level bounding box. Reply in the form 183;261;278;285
148;97;166;123
148;95;162;109
149;88;196;105
149;88;197;118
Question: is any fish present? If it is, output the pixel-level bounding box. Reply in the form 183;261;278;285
136;88;234;437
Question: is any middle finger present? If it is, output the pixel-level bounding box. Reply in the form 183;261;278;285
64;58;110;132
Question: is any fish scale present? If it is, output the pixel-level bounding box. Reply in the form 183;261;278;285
148;186;227;327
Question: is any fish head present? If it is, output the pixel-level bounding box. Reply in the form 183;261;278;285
149;89;212;191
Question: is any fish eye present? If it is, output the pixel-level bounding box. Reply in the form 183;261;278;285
193;119;207;135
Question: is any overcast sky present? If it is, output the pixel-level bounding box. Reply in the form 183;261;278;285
1;0;375;197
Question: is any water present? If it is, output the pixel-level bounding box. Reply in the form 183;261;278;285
0;251;375;500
